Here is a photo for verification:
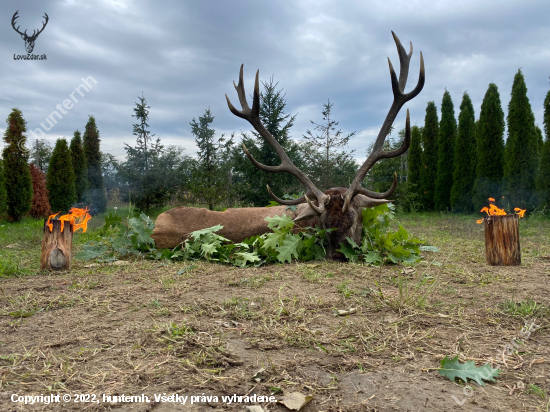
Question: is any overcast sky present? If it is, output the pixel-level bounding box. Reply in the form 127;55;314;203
1;0;549;166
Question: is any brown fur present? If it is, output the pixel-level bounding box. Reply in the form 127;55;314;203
152;205;313;248
152;187;382;262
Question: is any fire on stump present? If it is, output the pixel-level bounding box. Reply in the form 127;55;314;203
476;198;526;266
41;207;92;271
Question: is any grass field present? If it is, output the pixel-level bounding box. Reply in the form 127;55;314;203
1;208;549;411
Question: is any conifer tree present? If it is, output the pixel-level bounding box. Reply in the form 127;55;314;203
189;109;233;210
0;157;7;216
70;130;88;203
2;108;33;221
407;125;422;189
536;126;544;154
503;69;539;209
300;99;356;190
232;76;303;206
420;101;439;210
83;116;107;213
435;90;457;210
29;139;53;173
450;92;476;212
537;89;550;209
473;83;505;211
29;163;51;218
47;138;76;212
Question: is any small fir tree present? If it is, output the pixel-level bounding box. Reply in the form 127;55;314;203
435;90;457;210
83;115;107;213
120;94;179;211
70;130;88;203
29;139;53;173
2;108;33;221
189;108;233;210
47;138;76;212
473;83;505;211
420;101;439;210
503;69;539;209
29;163;51;218
450;92;477;212
300;99;356;190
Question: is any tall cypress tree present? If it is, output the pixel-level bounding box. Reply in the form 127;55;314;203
2;108;33;221
537;89;550;209
0;156;7;216
435;90;457;210
473;83;505;211
450;92;476;212
29;163;51;218
420;101;439;210
407;125;422;190
503;69;539;209
83;116;107;213
70;130;88;203
47;138;76;212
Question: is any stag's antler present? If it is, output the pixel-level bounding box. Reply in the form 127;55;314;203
11;11;25;37
11;11;49;40
32;13;49;39
341;31;425;212
225;65;329;212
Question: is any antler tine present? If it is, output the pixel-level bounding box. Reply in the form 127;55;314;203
34;13;49;37
342;31;424;213
11;11;25;36
266;185;313;205
391;30;413;93
227;65;328;211
354;110;411;199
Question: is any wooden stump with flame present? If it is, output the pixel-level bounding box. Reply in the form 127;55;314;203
41;208;91;272
483;215;521;266
477;199;525;266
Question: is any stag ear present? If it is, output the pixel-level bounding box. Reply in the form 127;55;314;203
293;203;319;222
352;195;392;209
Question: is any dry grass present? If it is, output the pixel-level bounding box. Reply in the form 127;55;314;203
0;213;549;411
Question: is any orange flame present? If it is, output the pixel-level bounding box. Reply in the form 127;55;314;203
45;207;92;233
476;197;526;224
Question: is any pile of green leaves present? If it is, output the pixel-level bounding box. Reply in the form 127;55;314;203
75;212;156;262
76;203;429;267
338;203;426;265
169;214;331;266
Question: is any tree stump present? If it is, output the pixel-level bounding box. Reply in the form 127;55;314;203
41;219;73;271
484;215;521;266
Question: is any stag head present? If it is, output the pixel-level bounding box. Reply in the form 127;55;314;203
12;11;49;54
226;31;425;260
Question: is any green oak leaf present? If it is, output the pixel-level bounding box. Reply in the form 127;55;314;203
438;355;501;386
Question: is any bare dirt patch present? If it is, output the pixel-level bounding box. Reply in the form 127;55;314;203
1;215;549;411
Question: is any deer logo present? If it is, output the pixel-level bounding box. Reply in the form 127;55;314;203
12;11;49;54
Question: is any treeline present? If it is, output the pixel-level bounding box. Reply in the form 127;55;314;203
0;78;358;219
1;69;549;220
367;69;550;213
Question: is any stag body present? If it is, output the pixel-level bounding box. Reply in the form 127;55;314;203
12;11;49;54
224;31;425;260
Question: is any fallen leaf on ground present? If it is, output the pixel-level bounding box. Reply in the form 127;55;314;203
280;392;313;410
